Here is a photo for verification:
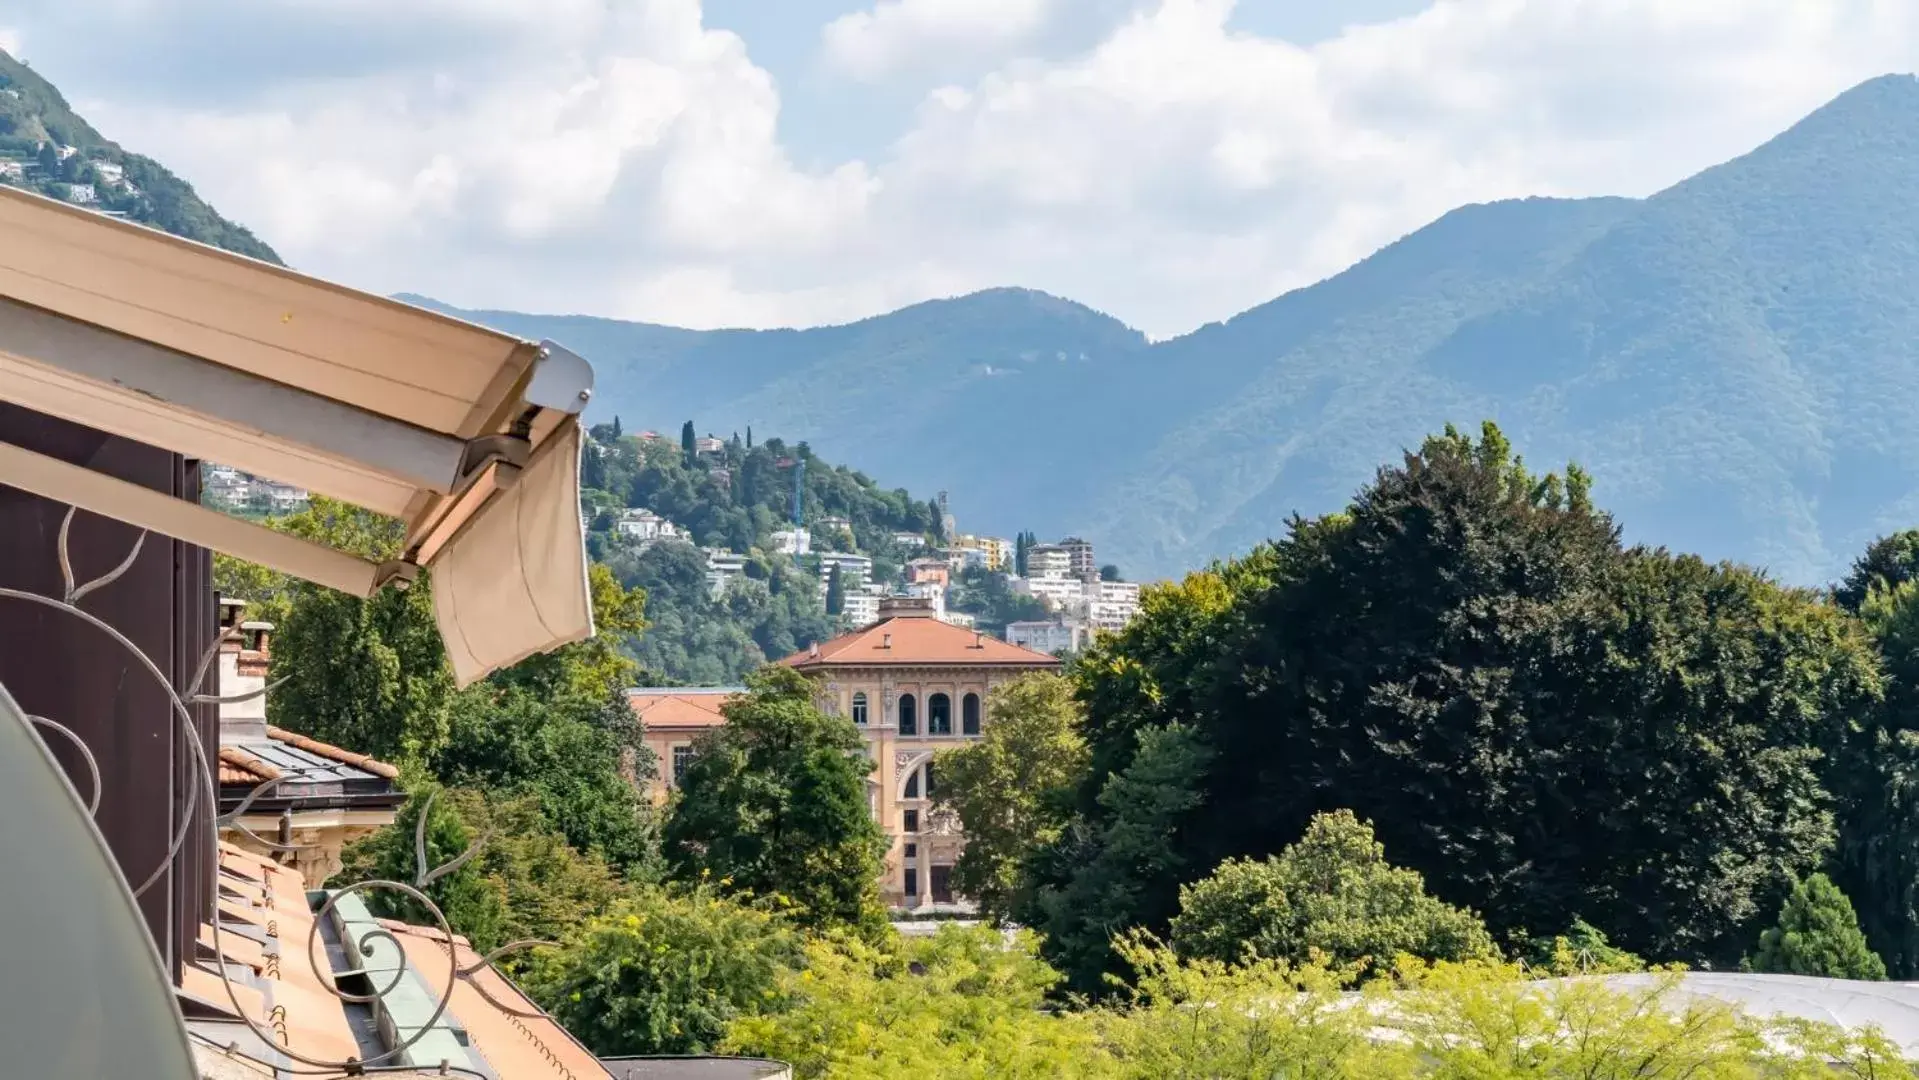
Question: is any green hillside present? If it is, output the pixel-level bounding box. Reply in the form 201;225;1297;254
0;48;279;262
425;73;1919;585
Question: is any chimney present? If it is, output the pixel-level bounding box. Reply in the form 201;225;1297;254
810;641;821;659
882;633;893;650
973;632;984;649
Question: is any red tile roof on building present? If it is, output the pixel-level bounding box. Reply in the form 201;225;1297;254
626;687;741;731
780;613;1060;669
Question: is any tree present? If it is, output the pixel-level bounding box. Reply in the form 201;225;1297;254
824;563;845;617
723;926;1106;1079
529;884;799;1058
430;682;658;873
1099;563;1121;582
611;414;623;439
1169;810;1496;974
746;425;753;448
681;419;696;461
663;666;888;935
1047;422;1874;970
933;672;1088;923
340;786;508;951
1022;722;1214;996
340;787;627;952
1836;529;1919;612
1748;873;1887;980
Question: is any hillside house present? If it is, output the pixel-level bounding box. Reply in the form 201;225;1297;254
616;506;679;542
63;182;96;204
706;548;747;597
771;526;811;555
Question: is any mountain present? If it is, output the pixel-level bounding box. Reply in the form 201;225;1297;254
0;48;279;262
420;74;1919;584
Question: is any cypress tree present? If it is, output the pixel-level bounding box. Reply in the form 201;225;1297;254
681;420;696;462
825;564;845;617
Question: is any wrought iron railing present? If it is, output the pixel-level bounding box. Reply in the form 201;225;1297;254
3;505;556;1074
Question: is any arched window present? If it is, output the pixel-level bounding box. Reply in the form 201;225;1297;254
928;693;952;735
962;693;981;736
898;693;917;736
922;760;936;797
851;691;869;726
905;767;920;799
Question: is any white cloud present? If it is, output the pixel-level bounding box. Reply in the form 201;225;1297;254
822;0;1052;80
0;26;20;56
14;0;1919;338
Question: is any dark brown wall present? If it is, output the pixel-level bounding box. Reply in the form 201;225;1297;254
0;403;215;982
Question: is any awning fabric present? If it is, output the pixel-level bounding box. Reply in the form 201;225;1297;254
0;184;596;686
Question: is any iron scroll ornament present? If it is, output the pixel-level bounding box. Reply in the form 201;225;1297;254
0;505;559;1074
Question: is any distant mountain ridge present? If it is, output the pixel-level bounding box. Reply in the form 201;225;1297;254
419;73;1919;585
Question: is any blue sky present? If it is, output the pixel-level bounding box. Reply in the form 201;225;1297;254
0;1;1913;338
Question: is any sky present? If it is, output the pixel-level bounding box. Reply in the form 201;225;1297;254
1;1;1916;339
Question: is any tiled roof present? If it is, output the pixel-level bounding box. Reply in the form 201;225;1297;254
264;726;400;779
217;746;282;786
780;614;1060;669
626;687;743;731
189;843;620;1079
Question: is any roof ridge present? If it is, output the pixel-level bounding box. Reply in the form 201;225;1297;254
265;725;401;779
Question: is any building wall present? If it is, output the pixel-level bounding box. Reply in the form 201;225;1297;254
811;663;1049;908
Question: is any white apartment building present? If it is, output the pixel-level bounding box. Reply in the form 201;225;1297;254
841;584;886;629
1005;620;1092;655
251;479;309;511
904;580;947;618
694;435;726;458
616;508;680;542
91;161;125;185
705;549;747;598
1016;575;1087;612
893;531;927;549
771;527;811;556
1059;537;1098;581
64;183;97;204
1026;545;1072;581
939;610;977;629
818;552;874;583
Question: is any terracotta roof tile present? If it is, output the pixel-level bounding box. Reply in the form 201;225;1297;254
217;746;281;786
263;726;400;779
626;687;740;730
781;614;1061;669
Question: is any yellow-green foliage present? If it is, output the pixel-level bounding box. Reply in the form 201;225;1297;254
726;926;1916;1079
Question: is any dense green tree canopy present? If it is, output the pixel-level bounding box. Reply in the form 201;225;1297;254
934;672;1089;923
530;885;799;1058
1028;423;1882;991
663;667;889;935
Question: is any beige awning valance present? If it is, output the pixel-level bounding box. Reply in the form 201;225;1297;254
0;184;595;686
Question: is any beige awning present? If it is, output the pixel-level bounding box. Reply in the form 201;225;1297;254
0;184;595;686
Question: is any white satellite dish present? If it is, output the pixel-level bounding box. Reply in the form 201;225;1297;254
0;682;197;1078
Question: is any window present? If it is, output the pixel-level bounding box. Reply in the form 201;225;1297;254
851;691;868;725
922;761;935;798
904;867;918;899
671;744;694;786
928;692;952;735
904;769;919;799
904;843;917;858
962;692;981;735
904;809;920;834
898;693;917;735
